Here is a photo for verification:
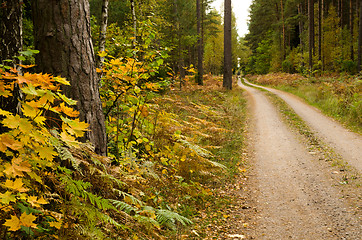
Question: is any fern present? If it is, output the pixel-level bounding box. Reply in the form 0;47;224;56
51;135;82;174
178;137;213;158
100;173;126;188
73;223;105;240
207;159;227;169
113;189;144;206
109;199;136;215
99;212;126;229
155;209;193;230
134;215;160;229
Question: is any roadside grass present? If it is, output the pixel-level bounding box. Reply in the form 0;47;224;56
242;78;361;209
162;76;248;238
248;73;362;134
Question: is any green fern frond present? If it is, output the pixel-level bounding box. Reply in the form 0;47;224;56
101;173;126;187
109;199;136;214
155;209;193;230
114;189;144;206
73;223;105;240
134;215;160;229
206;159;227;169
178;138;213;158
140;161;160;180
100;212;126;229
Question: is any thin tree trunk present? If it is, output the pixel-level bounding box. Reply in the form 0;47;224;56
358;1;362;71
281;0;286;60
298;3;305;67
130;0;137;47
97;0;109;68
318;0;322;62
173;0;185;89
350;0;354;60
32;0;107;155
196;0;203;85
223;0;232;90
309;0;315;72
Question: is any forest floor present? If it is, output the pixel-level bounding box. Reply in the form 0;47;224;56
225;78;362;239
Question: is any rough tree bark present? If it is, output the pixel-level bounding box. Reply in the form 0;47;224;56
0;0;22;63
223;0;232;90
196;0;203;85
0;0;23;128
31;0;107;155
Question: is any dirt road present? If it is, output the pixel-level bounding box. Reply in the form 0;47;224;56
243;79;362;172
237;79;361;239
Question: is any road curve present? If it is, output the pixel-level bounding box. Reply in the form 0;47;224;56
237;79;361;239
243;78;362;172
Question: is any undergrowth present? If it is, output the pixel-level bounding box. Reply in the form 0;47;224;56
0;54;247;239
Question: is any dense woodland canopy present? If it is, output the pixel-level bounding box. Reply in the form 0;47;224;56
245;0;362;75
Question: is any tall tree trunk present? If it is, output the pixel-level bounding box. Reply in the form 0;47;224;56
97;0;109;68
0;0;23;64
173;0;185;89
223;0;232;90
0;0;23;133
298;3;305;67
318;0;322;62
358;0;362;71
32;0;107;155
281;0;286;60
130;0;137;47
196;0;203;85
349;0;354;60
309;0;315;72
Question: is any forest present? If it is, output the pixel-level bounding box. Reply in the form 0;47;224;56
245;0;362;75
0;0;361;239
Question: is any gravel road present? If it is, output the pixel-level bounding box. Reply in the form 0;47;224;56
243;79;362;172
237;79;361;239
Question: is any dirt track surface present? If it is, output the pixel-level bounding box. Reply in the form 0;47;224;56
237;79;361;239
243;79;362;172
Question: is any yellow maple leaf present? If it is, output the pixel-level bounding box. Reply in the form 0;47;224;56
54;103;79;117
22;103;38;118
59;131;79;148
4;158;31;177
49;220;62;229
37;146;56;161
0;134;22;150
19;212;37;228
4;162;23;177
4;178;29;193
27;195;48;208
4;215;21;231
0;191;16;204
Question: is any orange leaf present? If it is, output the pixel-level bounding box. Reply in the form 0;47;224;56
19;64;35;69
